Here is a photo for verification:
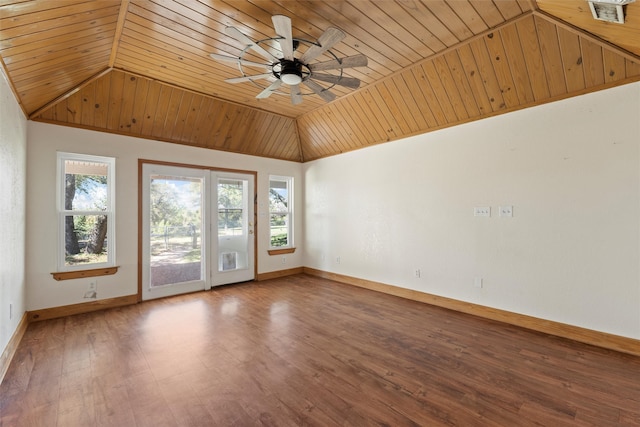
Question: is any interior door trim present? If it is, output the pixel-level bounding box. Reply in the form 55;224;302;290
137;159;258;300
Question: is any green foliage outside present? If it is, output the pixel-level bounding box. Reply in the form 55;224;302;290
269;185;290;247
65;169;109;266
270;231;288;247
150;178;203;264
149;178;246;264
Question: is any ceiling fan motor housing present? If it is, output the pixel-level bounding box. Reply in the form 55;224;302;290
278;59;304;85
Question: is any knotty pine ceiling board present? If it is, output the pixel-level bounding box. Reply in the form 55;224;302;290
297;13;640;161
1;0;534;119
0;1;118;113
33;70;301;162
536;0;640;58
1;1;639;163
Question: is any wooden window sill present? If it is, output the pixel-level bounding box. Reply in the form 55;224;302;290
268;248;296;256
51;266;119;281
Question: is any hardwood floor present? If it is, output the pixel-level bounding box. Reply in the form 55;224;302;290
1;274;639;426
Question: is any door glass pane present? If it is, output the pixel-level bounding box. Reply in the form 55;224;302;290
149;175;203;287
218;179;247;272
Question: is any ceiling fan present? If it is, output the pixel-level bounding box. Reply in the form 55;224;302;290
210;15;368;105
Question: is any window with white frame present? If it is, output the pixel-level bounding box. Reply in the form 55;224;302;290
57;152;115;271
269;176;293;248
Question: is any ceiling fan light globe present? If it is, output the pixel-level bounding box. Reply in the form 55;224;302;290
280;72;302;86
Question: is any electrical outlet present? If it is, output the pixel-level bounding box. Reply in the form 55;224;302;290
499;206;513;217
414;269;421;278
282;256;286;264
84;280;97;299
474;207;491;217
336;256;341;264
474;277;483;288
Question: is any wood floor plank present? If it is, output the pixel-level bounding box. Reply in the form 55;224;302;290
1;274;639;426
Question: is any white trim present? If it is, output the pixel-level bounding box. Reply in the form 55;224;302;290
141;164;209;300
56;152;115;272
268;175;294;249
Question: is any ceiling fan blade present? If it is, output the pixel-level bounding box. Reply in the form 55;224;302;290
308;54;368;72
310;73;361;89
210;53;271;69
303;79;336;102
272;15;294;61
256;80;283;99
290;84;303;105
225;26;277;61
300;27;346;63
225;73;274;83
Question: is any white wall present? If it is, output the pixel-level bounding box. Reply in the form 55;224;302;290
304;82;640;339
21;82;640;339
26;123;303;310
0;71;27;355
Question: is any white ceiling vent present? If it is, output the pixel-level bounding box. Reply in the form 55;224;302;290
587;0;635;23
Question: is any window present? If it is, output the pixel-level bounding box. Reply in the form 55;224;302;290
218;179;245;237
57;152;115;271
269;176;293;248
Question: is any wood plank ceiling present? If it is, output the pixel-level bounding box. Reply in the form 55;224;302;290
1;1;639;162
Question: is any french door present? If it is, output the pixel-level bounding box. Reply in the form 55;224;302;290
213;172;255;286
141;163;255;300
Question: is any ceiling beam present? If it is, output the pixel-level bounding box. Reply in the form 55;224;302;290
294;119;304;162
109;0;130;68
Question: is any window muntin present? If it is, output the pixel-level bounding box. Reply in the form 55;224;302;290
269;176;293;248
57;153;115;271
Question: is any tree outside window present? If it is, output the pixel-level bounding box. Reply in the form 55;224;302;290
58;153;115;271
269;176;293;248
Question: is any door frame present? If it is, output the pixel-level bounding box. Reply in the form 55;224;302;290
137;159;258;301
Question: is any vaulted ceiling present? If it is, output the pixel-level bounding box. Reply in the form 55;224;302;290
1;1;639;162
